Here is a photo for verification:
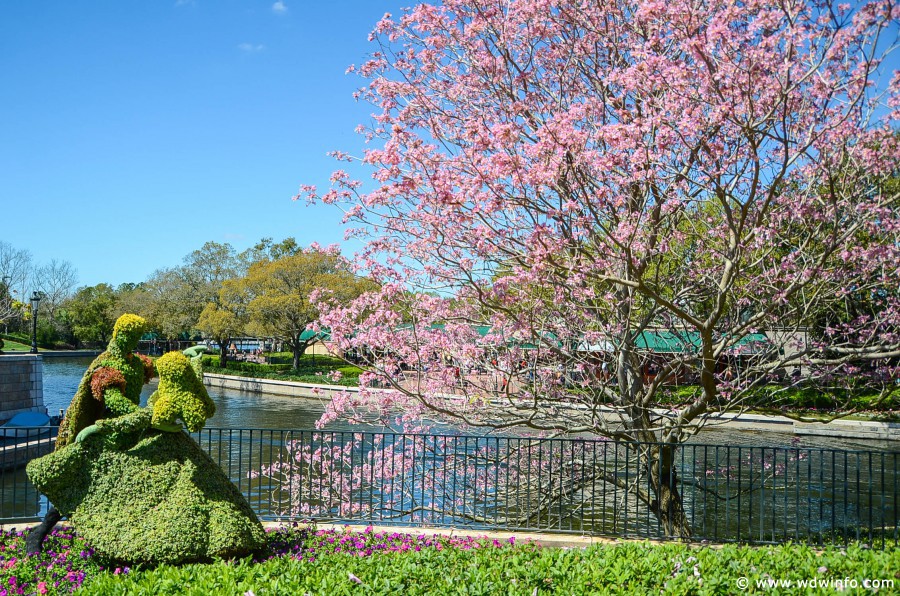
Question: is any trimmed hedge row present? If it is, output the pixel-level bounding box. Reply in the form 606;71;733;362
200;356;293;374
200;354;362;387
658;384;899;414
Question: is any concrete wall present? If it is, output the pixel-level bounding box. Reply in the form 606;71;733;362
204;372;354;400
0;354;46;422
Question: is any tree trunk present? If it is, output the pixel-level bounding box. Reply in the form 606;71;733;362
292;344;301;370
646;444;692;538
219;344;228;368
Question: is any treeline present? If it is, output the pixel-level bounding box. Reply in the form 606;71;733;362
0;241;79;347
0;238;373;368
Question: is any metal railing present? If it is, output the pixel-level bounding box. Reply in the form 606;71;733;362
1;426;897;548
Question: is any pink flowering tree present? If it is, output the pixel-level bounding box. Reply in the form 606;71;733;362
299;0;900;537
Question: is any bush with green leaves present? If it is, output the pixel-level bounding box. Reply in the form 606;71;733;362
200;353;363;386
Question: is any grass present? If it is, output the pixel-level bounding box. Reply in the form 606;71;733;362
0;337;35;352
0;525;896;595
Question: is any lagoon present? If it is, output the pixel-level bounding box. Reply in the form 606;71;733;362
42;356;895;451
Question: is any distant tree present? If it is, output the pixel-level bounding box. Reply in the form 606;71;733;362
0;242;32;332
0;277;24;334
63;284;118;346
180;242;243;300
124;268;210;351
121;243;245;352
239;237;303;265
30;259;79;345
196;279;249;368
243;246;374;369
33;259;78;319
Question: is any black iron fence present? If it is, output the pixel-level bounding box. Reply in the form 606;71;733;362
1;427;897;548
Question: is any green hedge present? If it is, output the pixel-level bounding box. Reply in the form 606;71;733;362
657;384;899;414
200;356;293;374
200;354;362;387
81;540;900;595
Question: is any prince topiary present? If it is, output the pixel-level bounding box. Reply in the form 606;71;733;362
26;313;154;554
149;351;216;433
55;313;154;449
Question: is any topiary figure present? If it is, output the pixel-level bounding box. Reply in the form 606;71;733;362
26;313;155;554
55;313;154;450
148;351;215;433
26;348;266;565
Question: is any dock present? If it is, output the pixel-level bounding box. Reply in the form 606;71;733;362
0;431;55;472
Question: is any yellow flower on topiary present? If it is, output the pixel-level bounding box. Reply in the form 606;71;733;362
150;351;216;433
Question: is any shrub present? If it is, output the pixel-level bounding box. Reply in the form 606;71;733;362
657;384;899;413
199;354;363;387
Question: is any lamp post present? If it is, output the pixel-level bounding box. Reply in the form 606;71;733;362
30;291;42;354
1;276;10;335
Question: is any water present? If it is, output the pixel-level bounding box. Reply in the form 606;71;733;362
40;357;897;451
42;356;338;431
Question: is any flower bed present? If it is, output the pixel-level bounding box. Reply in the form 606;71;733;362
0;527;103;594
0;525;896;595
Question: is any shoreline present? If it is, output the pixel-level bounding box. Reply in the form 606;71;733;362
203;372;900;442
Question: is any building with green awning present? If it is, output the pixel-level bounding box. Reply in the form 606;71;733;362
635;331;769;354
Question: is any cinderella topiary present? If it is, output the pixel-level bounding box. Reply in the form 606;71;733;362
148;352;215;433
26;347;266;565
55;313;154;449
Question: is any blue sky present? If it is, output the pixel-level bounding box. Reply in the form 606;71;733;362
1;0;407;288
2;2;897;291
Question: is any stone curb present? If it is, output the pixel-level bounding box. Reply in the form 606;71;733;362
0;520;674;550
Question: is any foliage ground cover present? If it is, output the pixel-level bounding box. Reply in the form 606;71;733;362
0;335;32;352
0;525;896;595
201;354;362;387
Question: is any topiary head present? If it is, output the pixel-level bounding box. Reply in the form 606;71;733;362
154;351;194;383
111;314;148;353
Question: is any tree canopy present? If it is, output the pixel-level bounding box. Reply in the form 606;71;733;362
305;0;900;537
242;245;375;369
